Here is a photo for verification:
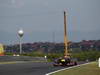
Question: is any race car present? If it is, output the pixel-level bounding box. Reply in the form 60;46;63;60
53;57;77;66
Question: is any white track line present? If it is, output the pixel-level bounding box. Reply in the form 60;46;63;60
46;62;94;75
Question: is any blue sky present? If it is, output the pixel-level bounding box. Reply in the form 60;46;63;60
0;0;100;44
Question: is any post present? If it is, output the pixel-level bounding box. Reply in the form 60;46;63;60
99;57;100;68
19;37;22;54
44;55;47;62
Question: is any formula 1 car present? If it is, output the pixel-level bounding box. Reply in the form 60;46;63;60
53;57;77;66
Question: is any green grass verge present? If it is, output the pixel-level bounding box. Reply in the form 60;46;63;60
51;62;100;75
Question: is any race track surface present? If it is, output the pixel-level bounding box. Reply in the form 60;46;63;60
0;62;66;75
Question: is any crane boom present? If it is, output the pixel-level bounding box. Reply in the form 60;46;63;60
64;11;69;57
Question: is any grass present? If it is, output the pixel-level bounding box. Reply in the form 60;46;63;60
51;62;100;75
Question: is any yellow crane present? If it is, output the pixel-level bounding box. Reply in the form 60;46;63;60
0;44;4;56
53;11;77;66
64;11;70;58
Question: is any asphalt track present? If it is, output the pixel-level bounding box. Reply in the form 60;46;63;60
0;62;66;75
